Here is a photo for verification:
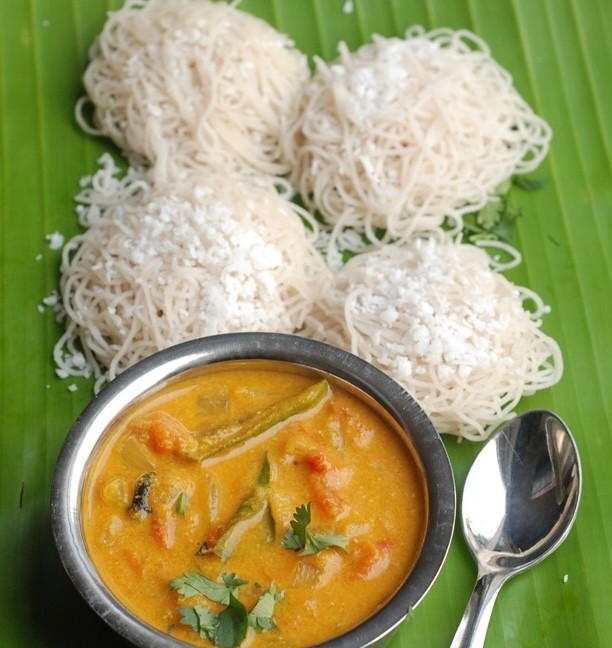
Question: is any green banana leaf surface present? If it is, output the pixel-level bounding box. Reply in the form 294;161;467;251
1;0;611;646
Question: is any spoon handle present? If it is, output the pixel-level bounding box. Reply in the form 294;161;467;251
449;571;507;648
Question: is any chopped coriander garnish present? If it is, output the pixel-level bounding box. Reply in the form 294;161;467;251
179;605;217;640
248;583;283;630
171;572;246;605
213;593;248;648
282;502;347;556
459;175;548;245
171;572;282;647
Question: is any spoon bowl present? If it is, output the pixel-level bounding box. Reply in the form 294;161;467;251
451;410;581;648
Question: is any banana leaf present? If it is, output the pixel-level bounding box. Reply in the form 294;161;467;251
0;0;610;646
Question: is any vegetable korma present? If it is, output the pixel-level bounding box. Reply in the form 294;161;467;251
83;361;428;647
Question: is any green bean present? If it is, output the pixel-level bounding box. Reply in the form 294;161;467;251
197;379;330;460
199;456;273;560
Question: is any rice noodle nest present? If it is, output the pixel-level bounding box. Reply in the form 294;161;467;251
286;26;552;244
55;161;332;388
301;238;562;439
79;0;310;184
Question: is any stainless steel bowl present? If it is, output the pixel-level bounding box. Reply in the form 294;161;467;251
51;332;455;648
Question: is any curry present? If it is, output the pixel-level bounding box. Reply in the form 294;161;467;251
82;360;428;647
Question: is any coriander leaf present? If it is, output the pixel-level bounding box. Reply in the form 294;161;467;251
475;201;503;230
179;605;218;641
221;573;248;589
494;178;513;195
282;503;311;551
281;531;303;551
461;196;522;245
248;584;284;630
179;598;248;648
214;593;249;647
302;531;348;556
459;175;548;246
490;206;522;241
173;573;282;646
170;572;244;605
282;502;347;556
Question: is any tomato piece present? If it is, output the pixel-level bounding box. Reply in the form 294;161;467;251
350;538;391;580
304;451;333;474
129;411;199;458
196;524;224;555
311;485;350;520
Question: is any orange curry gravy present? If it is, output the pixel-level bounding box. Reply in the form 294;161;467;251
82;361;428;647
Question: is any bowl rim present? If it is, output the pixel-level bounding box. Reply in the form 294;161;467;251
51;332;456;648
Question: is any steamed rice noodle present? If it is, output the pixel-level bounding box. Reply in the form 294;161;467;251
78;0;309;188
301;237;562;439
286;26;552;253
54;156;331;390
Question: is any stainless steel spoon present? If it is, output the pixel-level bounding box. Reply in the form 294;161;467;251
450;410;582;648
